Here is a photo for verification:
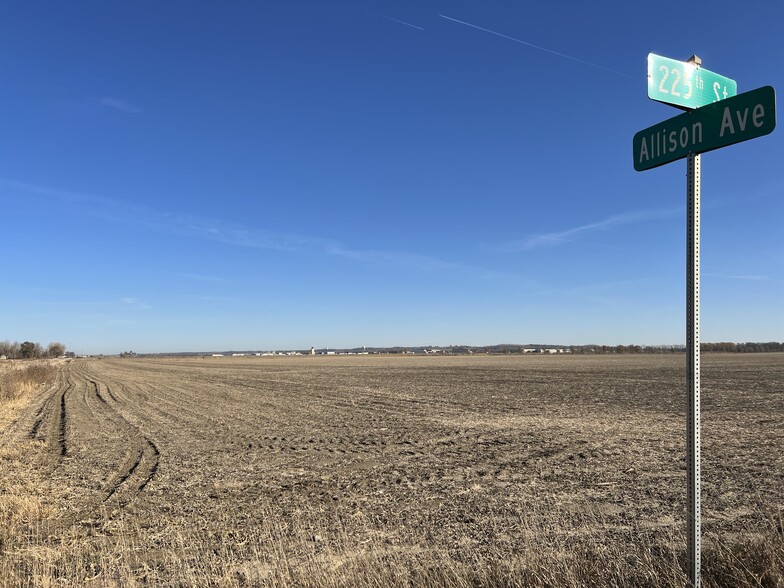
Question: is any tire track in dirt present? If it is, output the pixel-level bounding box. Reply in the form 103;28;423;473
88;378;107;404
0;369;81;512
103;436;159;503
56;384;68;456
28;377;74;457
10;360;165;524
98;369;295;451
108;380;232;444
27;400;49;439
104;383;118;402
71;363;162;511
0;369;66;455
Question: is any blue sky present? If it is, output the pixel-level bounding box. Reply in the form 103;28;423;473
2;1;782;354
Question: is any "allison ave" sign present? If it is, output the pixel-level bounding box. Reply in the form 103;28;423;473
633;85;776;171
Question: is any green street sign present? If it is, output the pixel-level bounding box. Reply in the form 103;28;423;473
634;86;776;171
648;53;737;110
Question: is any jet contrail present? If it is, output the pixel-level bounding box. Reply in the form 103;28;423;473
381;14;424;31
440;14;634;79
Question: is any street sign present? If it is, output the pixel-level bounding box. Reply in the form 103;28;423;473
637;52;777;588
648;53;737;110
634;85;776;171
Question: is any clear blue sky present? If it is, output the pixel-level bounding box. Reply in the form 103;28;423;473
2;1;782;354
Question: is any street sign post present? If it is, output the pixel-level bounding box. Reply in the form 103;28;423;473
685;152;701;587
648;53;737;110
634;86;776;171
634;56;776;588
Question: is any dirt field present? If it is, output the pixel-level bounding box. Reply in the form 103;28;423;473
1;354;782;586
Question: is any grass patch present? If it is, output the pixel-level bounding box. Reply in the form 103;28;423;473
0;361;58;403
1;502;781;587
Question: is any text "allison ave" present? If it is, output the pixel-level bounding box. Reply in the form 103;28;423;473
633;86;776;171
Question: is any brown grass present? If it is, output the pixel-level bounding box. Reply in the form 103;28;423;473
0;361;58;402
0;354;782;587
0;361;59;436
1;499;780;587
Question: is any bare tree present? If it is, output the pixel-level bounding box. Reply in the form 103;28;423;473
47;342;66;358
0;341;17;358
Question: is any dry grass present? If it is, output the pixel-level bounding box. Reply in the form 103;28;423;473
0;361;58;402
0;361;59;435
1;354;782;587
1;498;780;587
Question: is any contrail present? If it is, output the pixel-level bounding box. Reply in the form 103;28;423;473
440;14;634;79
381;14;424;31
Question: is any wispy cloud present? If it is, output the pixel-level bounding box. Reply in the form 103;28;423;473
705;272;784;284
166;214;342;254
439;14;634;79
495;207;682;252
121;297;152;310
380;14;424;31
174;273;233;284
0;178;504;280
100;97;143;114
172;215;500;276
181;294;239;303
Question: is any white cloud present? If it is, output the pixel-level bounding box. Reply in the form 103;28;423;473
121;297;152;310
100;97;143;114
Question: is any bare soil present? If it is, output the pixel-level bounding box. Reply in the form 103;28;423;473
1;354;782;586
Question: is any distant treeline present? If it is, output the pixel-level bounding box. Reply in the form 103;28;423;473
353;343;784;355
516;343;783;354
698;341;784;353
544;343;784;354
0;340;72;359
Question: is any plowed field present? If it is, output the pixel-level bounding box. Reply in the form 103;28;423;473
1;354;782;586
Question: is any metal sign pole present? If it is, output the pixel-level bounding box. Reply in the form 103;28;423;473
686;152;701;587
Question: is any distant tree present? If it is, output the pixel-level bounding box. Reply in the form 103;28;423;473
47;342;66;358
20;341;38;358
0;341;16;358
